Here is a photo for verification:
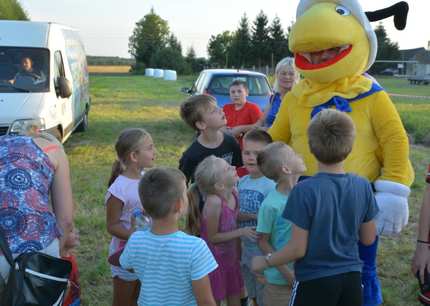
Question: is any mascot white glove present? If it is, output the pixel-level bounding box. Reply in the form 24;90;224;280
374;179;410;236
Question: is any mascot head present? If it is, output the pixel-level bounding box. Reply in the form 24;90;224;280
289;0;408;83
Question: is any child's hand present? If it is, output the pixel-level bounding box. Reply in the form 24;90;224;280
240;227;257;241
251;256;267;273
255;273;266;284
280;267;295;284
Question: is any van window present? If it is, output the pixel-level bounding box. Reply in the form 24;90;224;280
0;47;49;93
208;75;271;96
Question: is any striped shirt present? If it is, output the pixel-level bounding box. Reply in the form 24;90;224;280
120;230;218;306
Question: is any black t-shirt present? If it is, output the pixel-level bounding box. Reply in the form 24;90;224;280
179;133;242;184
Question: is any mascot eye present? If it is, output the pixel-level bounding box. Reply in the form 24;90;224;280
335;5;350;16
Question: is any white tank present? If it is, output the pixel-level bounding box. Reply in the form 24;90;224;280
145;68;154;77
163;70;177;81
153;69;164;78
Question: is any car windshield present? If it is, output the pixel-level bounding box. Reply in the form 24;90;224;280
0;47;49;93
208;75;271;96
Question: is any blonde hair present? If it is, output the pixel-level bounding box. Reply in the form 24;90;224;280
108;128;151;186
194;155;223;195
257;142;296;181
273;57;299;93
180;95;217;131
185;183;202;236
308;109;355;164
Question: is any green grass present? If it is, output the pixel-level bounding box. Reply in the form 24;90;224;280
68;75;429;305
378;76;430;97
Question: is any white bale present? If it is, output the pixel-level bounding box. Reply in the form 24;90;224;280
163;70;177;81
145;68;154;77
154;69;164;78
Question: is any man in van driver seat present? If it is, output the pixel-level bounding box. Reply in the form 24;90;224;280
8;56;46;85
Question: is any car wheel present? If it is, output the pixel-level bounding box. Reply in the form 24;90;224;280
75;111;88;133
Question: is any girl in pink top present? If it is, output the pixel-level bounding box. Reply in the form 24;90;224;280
192;155;257;306
105;128;156;306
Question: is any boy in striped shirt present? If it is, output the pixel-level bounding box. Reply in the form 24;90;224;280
120;167;218;306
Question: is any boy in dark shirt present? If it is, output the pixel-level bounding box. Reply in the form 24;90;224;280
179;94;242;184
252;109;378;306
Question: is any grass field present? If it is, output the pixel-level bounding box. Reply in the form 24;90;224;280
66;75;429;305
87;65;131;74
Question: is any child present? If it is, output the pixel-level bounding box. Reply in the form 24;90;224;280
119;167;218;306
105;128;155;306
223;80;262;147
256;142;306;306
179;94;242;185
237;128;275;306
252;109;379;306
193;155;257;306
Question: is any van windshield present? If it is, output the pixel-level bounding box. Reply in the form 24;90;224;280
0;47;49;93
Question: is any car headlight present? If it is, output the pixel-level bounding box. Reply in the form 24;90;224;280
9;118;46;135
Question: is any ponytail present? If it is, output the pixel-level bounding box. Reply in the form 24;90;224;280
108;160;122;187
185;183;202;236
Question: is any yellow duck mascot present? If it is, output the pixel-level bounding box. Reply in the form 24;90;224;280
269;1;413;305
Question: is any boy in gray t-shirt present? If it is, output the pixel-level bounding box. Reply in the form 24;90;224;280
252;109;379;306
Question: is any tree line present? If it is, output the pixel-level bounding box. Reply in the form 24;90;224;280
129;8;401;75
128;9;292;74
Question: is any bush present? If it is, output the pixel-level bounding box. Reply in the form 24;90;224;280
130;62;146;75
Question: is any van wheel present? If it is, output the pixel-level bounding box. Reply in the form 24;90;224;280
76;111;88;133
48;128;63;142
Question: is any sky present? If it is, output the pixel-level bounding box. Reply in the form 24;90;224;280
20;0;430;59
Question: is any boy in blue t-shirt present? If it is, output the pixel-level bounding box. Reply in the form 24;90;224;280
119;168;218;306
256;142;306;305
238;128;275;306
252;109;378;306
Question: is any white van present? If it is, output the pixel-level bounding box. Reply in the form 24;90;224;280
0;21;90;142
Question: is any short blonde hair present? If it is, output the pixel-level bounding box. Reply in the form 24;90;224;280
273;57;299;92
308;109;355;164
180;95;217;131
257;142;296;181
194;155;223;195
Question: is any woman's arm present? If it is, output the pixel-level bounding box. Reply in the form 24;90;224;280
49;147;74;256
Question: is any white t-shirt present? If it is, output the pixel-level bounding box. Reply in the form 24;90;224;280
105;175;143;256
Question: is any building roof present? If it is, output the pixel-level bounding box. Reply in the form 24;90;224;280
400;47;430;64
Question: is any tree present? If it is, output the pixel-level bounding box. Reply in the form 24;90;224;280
207;31;233;67
230;14;252;68
150;47;187;74
167;34;182;55
251;10;271;67
0;0;28;20
185;46;198;73
372;23;400;73
269;16;291;64
128;8;169;66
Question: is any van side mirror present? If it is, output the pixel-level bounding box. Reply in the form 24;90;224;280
58;77;72;98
